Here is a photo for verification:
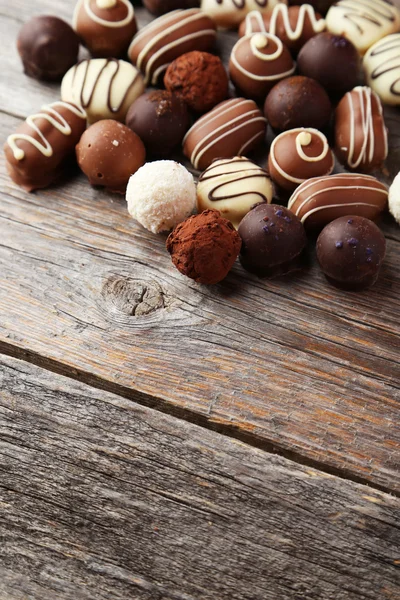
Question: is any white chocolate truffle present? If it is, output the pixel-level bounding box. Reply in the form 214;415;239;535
197;157;274;228
364;34;400;106
326;0;400;55
126;161;196;233
200;0;286;29
389;171;400;224
61;58;144;124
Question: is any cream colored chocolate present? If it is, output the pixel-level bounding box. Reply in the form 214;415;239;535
128;9;216;86
288;173;388;230
334;86;388;172
61;58;144;124
389;170;400;224
201;0;286;28
364;34;400;106
197;156;274;227
268;128;334;192
326;0;400;55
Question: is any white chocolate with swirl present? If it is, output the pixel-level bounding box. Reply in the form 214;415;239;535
201;0;286;28
73;0;134;29
364;33;400;105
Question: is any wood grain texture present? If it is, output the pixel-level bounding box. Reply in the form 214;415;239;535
1;354;400;600
1;2;400;495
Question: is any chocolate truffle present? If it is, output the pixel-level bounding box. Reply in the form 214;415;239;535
264;76;332;131
268;128;334;192
200;0;283;29
17;16;80;81
164;51;229;113
297;32;360;95
197;157;274;228
166;209;242;285
316;216;386;290
4;101;86;192
76;120;145;193
388;171;400;225
288;173;389;231
128;9;216;86
288;0;333;15
126;161;196;233
326;0;400;55
183;98;267;171
143;0;200;14
125;91;189;157
73;0;137;58
229;33;295;101
61;58;144;124
238;204;307;277
363;34;400;107
335;86;388;173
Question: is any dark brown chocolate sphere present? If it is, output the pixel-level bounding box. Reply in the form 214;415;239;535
17;16;80;81
238;204;307;277
297;32;360;96
288;0;334;16
264;76;332;132
76;120;146;193
316;216;386;290
125;91;190;157
143;0;200;15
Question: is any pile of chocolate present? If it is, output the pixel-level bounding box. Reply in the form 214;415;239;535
4;0;400;291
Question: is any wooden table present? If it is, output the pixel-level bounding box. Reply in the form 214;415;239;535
1;1;400;598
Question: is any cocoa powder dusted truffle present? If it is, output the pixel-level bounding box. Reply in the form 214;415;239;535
76;120;145;193
164;51;229;113
17;16;80;81
143;0;200;14
166;209;242;285
316;216;386;290
125;91;190;157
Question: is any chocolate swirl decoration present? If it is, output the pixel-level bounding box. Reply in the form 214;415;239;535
201;0;282;27
73;0;134;29
268;4;326;41
215;0;269;5
364;33;400;103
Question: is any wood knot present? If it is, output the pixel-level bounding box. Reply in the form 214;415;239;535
102;275;165;317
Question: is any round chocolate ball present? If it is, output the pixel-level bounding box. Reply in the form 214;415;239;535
288;0;334;16
297;32;360;96
264;76;332;132
76;120;146;193
125;91;190;157
143;0;200;14
316;216;386;290
238;204;307;277
17;16;80;81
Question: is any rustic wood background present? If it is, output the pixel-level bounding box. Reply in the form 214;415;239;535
1;1;400;598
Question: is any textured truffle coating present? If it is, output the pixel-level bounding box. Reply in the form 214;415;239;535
166;209;242;285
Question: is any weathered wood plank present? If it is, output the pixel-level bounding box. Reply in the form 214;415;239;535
1;354;400;600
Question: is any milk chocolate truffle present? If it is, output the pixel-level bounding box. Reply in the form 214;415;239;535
166;210;242;285
335;87;388;173
288;0;333;15
326;0;400;56
229;33;295;101
197;157;274;228
316;216;386;290
144;0;200;13
183;98;267;171
264;76;332;131
4;101;86;192
128;9;217;86
76;120;145;193
61;59;144;124
125;91;189;157
17;16;80;81
73;0;137;58
364;34;400;107
288;173;389;231
297;32;360;95
268;128;334;192
164;52;229;113
389;171;400;224
201;0;284;29
238;203;307;277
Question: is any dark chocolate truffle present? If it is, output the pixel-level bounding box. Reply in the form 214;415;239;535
238;204;307;277
76;119;145;193
17;16;80;81
125;90;189;157
164;51;229;113
264;76;332;132
297;32;360;96
143;0;200;15
316;216;386;290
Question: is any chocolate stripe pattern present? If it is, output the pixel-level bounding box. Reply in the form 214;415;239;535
201;0;282;28
268;4;326;41
364;33;400;105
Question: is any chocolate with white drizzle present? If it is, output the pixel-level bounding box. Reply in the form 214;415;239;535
334;86;388;172
73;0;137;57
268;127;334;192
364;33;400;106
4;101;87;192
128;9;216;86
201;0;285;28
326;0;400;55
61;58;144;124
